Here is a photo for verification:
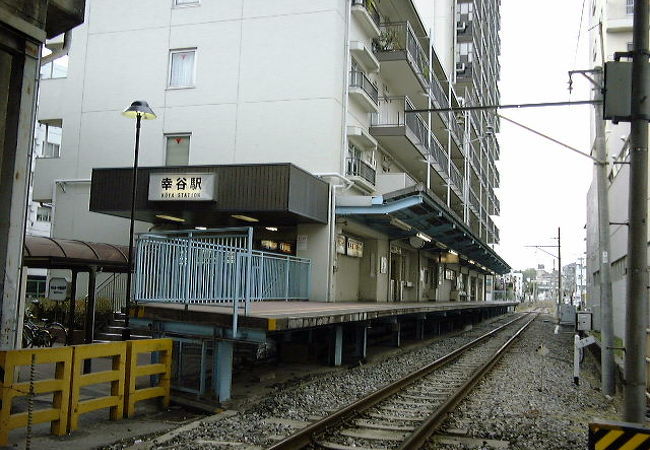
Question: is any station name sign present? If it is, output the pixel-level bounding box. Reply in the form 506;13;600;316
148;173;216;201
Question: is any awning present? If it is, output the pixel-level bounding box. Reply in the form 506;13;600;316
336;185;510;275
23;236;129;272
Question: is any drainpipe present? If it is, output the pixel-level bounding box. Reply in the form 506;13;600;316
40;31;72;66
315;173;354;302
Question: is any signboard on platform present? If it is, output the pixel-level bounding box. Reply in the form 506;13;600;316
48;277;68;301
336;235;346;254
148;173;215;201
346;238;364;258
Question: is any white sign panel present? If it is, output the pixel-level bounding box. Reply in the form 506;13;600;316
48;277;68;301
148;173;215;201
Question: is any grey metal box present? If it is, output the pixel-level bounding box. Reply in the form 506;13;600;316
576;311;593;331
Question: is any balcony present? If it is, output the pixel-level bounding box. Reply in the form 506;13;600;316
370;96;448;196
351;0;381;38
468;186;480;216
449;160;464;198
349;70;379;112
372;22;430;98
346;157;376;191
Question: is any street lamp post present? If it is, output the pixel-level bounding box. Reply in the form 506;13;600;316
121;101;156;340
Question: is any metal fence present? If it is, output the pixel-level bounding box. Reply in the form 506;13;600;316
134;228;311;306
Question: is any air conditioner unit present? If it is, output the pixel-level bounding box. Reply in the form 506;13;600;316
456;21;467;32
455;62;466;73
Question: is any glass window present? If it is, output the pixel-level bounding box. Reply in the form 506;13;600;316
169;49;196;88
36;206;52;222
37;121;62;158
627;0;634;15
165;134;190;165
40;47;68;79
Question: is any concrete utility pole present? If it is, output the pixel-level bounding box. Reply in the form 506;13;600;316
593;68;616;396
624;0;649;423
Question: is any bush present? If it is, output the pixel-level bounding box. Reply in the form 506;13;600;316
26;297;116;330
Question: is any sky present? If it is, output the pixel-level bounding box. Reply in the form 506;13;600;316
494;0;593;272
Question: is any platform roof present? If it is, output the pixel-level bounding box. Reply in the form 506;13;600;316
23;235;129;272
336;185;511;275
90;163;329;227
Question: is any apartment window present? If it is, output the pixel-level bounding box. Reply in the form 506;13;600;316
37;121;62;158
168;49;196;88
36;206;52;222
174;0;199;5
40;47;68;79
165;134;190;165
627;0;634;15
457;42;474;62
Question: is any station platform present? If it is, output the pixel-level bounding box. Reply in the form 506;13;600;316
134;300;518;333
131;300;518;403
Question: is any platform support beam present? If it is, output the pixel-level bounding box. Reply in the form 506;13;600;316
331;325;343;366
213;341;233;401
354;324;367;360
393;321;401;347
416;314;426;340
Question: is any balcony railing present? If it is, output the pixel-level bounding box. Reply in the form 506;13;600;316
450;160;464;193
373;22;430;86
469;186;480;213
352;0;381;28
349;70;379;105
346;157;376;185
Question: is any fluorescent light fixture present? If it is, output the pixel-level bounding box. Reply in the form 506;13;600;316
195;226;207;231
435;242;447;249
265;227;278;232
155;214;185;223
231;214;259;223
390;217;412;232
416;232;432;242
468;259;475;265
449;249;458;256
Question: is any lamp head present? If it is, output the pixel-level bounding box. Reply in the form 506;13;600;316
122;100;157;120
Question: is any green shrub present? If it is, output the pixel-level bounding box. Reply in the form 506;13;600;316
26;296;116;330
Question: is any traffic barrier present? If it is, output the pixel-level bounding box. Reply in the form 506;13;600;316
125;339;172;417
589;420;650;449
69;341;126;431
0;347;73;446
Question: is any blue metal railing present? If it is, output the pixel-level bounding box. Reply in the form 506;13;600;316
135;235;311;305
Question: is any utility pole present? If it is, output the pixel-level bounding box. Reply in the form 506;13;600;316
624;0;649;423
593;68;616;396
557;227;561;319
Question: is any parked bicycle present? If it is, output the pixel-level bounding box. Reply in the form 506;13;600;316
22;315;68;348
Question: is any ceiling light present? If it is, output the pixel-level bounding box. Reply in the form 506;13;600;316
231;214;259;223
155;214;185;223
265;227;278;232
390;217;412;232
449;249;458;256
195;226;207;231
469;259;475;265
416;232;432;242
435;242;447;249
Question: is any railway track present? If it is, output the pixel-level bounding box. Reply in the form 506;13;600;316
268;312;537;450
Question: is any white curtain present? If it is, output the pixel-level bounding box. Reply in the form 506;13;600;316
170;50;195;87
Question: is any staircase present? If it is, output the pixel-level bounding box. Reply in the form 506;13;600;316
94;312;152;342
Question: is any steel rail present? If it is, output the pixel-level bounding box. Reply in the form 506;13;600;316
267;313;530;450
400;313;537;449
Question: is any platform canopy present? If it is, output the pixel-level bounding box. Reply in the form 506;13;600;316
336;185;511;275
23;235;129;272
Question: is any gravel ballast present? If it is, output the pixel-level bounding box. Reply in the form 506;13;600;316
111;311;621;450
431;315;621;450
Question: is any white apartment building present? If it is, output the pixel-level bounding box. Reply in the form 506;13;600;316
586;0;648;337
32;0;508;304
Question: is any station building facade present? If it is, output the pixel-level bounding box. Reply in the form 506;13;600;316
32;0;508;304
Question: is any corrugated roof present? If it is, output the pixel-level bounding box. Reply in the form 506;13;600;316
23;236;129;272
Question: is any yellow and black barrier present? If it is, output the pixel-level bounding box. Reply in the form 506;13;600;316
0;347;73;446
589;420;650;449
125;339;172;417
0;339;172;446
